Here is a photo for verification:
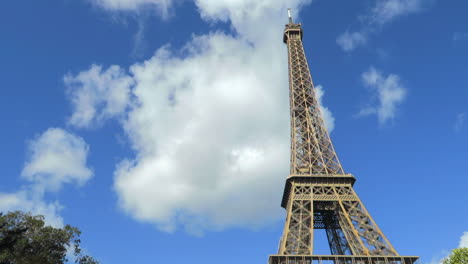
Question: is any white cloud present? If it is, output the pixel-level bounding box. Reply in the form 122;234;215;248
66;0;334;233
359;67;406;124
74;32;291;233
90;0;173;17
336;31;368;52
0;128;93;227
459;231;468;248
21;128;93;192
0;191;63;227
65;65;134;128
369;0;423;25
337;0;426;51
314;85;335;132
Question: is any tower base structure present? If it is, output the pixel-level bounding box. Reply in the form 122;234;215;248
276;175;418;261
269;255;419;264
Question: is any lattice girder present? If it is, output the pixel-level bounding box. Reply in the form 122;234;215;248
278;180;398;257
282;199;314;255
285;23;344;176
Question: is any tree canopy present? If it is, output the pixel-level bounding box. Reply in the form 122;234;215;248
442;248;468;264
0;211;99;264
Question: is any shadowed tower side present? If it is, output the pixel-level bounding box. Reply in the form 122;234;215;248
267;10;419;264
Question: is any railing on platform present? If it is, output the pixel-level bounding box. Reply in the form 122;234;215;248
269;255;419;264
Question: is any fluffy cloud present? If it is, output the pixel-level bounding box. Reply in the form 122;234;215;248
337;0;426;51
65;0;340;233
358;67;406;124
71;32;291;233
21;128;93;192
0;128;93;227
65;65;134;128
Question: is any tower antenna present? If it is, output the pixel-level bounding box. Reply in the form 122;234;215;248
287;8;293;24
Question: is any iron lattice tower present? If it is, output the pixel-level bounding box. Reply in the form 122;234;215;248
268;10;419;264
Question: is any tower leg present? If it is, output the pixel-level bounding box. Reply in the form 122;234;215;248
279;189;314;255
323;208;352;255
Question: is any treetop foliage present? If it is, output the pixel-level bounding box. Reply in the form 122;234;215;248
0;211;99;264
442;248;468;264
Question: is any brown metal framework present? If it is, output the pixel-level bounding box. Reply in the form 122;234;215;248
268;10;419;264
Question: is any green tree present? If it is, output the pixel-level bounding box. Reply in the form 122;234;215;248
0;211;99;264
442;248;468;264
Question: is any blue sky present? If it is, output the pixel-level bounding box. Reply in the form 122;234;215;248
1;0;467;263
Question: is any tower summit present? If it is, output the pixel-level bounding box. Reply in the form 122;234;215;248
267;10;419;264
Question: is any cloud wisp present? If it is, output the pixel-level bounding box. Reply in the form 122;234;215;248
90;0;174;18
454;112;466;133
336;31;367;52
0;128;93;227
428;232;468;264
65;65;134;129
314;85;335;133
337;0;427;52
358;67;406;124
453;32;468;43
459;232;468;248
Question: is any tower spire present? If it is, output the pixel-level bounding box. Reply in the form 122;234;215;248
288;8;293;24
283;10;343;175
266;10;419;264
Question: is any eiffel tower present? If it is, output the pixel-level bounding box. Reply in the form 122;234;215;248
268;10;419;264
